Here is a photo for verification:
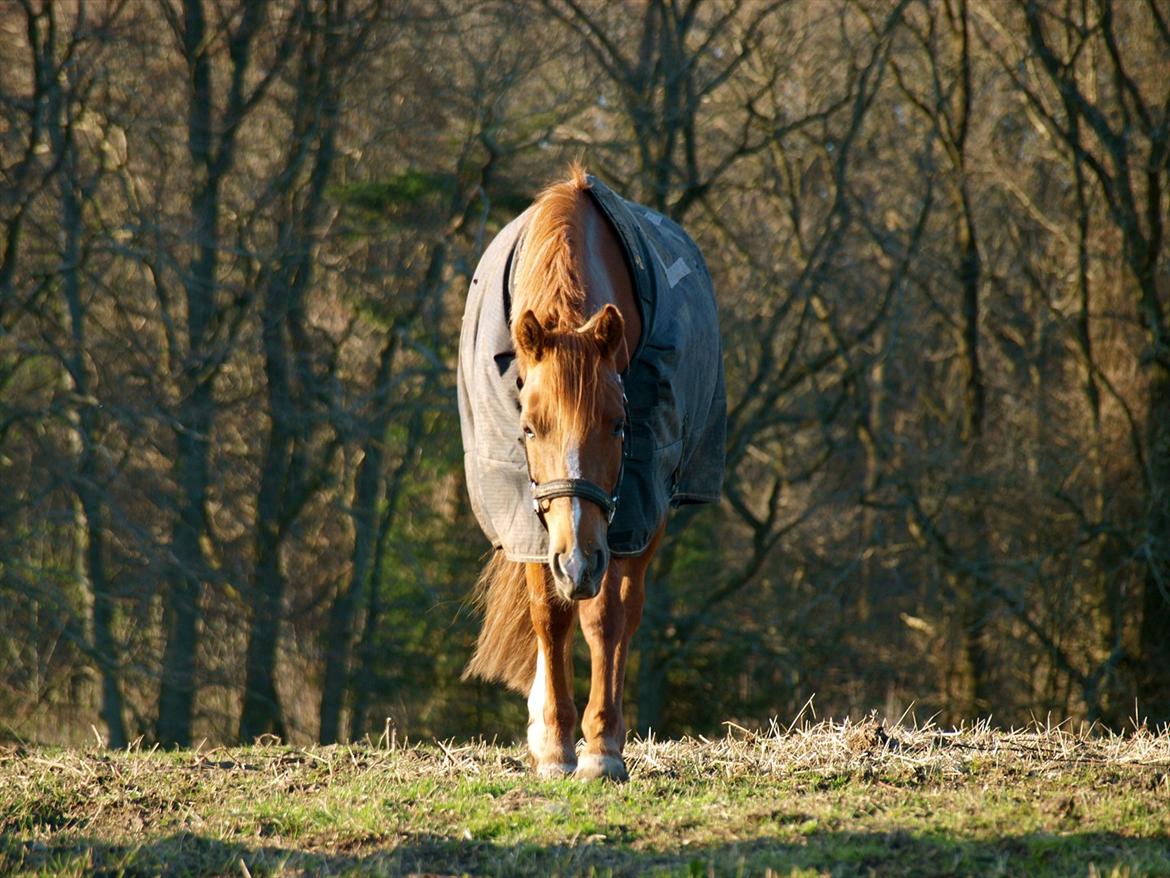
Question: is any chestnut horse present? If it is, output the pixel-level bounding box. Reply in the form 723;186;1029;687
461;165;724;780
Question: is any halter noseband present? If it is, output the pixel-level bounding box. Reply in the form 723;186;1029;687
523;377;628;529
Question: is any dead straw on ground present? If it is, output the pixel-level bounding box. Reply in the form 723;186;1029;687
4;712;1170;793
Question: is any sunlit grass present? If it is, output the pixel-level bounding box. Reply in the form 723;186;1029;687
2;716;1169;876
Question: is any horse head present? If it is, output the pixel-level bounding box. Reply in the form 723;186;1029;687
514;303;626;601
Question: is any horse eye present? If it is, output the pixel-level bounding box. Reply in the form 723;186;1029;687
613;420;625;437
523;425;536;440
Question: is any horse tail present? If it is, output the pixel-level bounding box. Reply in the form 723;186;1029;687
463;551;536;692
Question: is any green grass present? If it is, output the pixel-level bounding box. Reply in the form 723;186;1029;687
2;718;1168;876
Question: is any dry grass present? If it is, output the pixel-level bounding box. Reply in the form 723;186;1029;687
2;715;1169;876
630;713;1170;777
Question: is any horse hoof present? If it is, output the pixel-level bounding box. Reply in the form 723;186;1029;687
574;753;628;782
534;761;577;778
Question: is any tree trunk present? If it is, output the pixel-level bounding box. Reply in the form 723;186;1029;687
157;0;221;746
347;402;431;742
240;256;301;742
156;380;213;746
320;241;442;744
348;496;394;742
955;199;991;719
53;51;129;748
633;571;673;736
319;434;384;744
238;516;288;741
1138;364;1170;722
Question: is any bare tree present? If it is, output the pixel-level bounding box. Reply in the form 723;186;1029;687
237;0;372;743
985;0;1170;721
153;0;299;746
888;0;993;717
0;0;134;746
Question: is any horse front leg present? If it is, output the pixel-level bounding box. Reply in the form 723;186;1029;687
526;562;577;776
575;525;663;781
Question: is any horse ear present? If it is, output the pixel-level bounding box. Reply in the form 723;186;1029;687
592;304;624;360
514;309;546;363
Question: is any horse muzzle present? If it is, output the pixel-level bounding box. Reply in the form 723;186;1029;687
551;546;608;600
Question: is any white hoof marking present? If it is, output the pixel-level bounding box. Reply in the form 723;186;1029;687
575;753;628;781
535;761;577;778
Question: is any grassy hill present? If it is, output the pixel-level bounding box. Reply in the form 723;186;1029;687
2;718;1168;877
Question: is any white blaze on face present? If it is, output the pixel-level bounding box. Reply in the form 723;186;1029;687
566;444;583;536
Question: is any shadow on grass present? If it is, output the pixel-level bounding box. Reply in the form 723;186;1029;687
3;828;1168;877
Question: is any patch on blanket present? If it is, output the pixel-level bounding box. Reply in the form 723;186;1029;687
457;177;725;562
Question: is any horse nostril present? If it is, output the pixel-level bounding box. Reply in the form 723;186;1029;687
592;549;607;578
554;550;588;588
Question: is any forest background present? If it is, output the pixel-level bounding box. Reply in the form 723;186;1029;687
1;0;1168;750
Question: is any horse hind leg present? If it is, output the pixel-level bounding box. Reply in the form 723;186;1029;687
526;562;578;776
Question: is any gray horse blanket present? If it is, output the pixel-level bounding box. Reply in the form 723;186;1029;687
458;176;725;561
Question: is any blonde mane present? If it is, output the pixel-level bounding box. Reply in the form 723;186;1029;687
513;163;592;325
509;164;621;439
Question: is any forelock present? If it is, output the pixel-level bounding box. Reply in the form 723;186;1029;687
527;331;621;440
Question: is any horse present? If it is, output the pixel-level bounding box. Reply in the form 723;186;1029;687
457;164;724;780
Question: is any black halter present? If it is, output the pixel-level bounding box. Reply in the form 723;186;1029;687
523;377;628;529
